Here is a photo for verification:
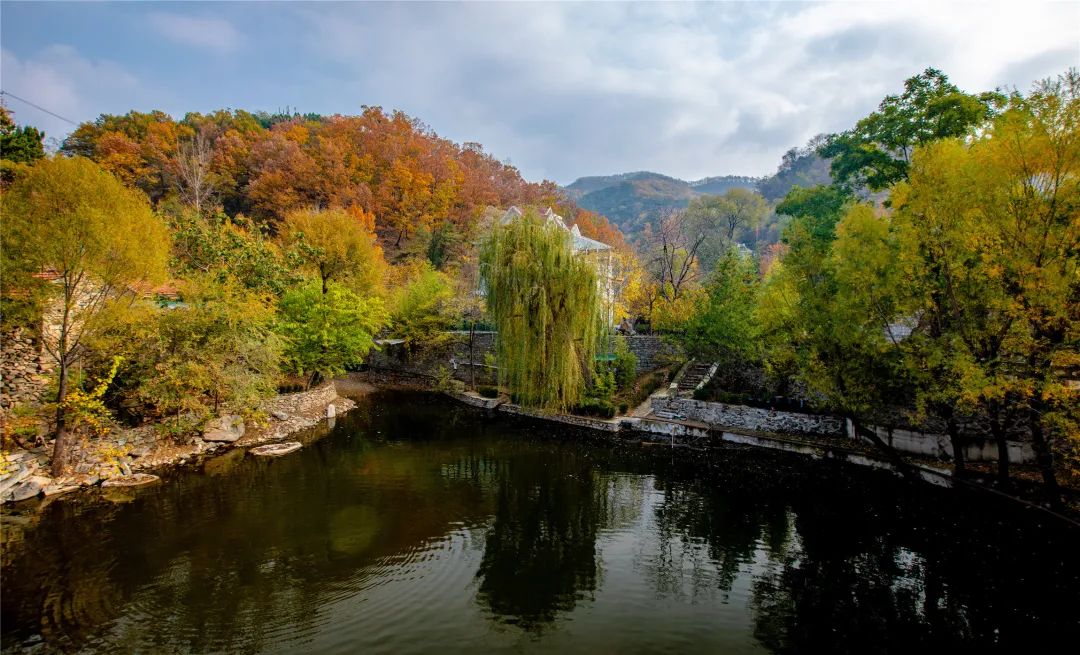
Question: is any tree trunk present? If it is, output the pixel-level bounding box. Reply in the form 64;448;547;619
849;415;917;481
1028;403;1062;509
469;320;476;391
50;361;72;476
946;415;966;478
989;402;1010;488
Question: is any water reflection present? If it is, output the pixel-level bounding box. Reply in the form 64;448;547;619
476;446;601;628
1;391;1078;654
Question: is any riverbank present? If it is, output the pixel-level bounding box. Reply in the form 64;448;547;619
1;380;368;503
441;386;1080;525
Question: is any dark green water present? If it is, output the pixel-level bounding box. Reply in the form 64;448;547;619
2;391;1079;653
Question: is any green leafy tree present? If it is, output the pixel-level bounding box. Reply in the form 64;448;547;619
820;68;999;191
92;277;282;427
168;207;295;294
0;107;45;164
684;188;768;272
277;279;388;386
682;247;761;365
1;156;170;474
388;261;458;356
480;209;603;411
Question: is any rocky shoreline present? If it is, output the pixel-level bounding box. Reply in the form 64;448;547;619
1;380;369;504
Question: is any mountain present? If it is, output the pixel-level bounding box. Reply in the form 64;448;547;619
564;151;831;236
564;172;757;235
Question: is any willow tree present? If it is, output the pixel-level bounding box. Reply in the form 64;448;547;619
480;210;603;412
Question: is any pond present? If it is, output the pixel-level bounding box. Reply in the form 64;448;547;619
2;390;1078;653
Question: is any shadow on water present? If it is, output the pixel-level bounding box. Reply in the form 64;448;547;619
1;390;1078;653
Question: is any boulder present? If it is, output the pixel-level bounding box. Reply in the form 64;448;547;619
5;475;50;502
129;445;152;459
271;410;289;421
250;442;302;457
43;478;81;497
202;415;246;442
101;473;160;488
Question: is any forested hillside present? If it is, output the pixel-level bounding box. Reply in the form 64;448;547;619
58;107;578;264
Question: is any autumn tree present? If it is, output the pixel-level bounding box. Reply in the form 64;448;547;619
1;156;170;474
281;207;386;296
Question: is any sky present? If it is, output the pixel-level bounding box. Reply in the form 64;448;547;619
1;1;1077;184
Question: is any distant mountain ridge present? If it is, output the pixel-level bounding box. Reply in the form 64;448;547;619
563;172;758;235
563;150;830;236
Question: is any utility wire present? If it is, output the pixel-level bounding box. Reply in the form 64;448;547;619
0;90;80;126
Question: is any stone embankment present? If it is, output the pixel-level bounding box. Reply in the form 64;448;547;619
1;381;361;504
0;328;50;413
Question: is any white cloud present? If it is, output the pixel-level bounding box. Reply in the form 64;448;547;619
147;12;243;54
0;45;139;140
294;1;1080;182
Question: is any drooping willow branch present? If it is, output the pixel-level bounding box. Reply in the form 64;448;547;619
480;210;603;412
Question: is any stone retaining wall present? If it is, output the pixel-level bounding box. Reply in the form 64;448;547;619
617;335;682;373
366;332;680;381
653;396;845;438
1;328;51;414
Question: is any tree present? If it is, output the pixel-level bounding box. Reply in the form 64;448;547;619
1;156;170;474
683;188;768;272
277;280;388;386
820;68;998;191
682;247;761;365
282;207;386;296
0;107;45;164
173;126;216;214
642;208;707;303
480;209;604;411
387;260;458;356
89;276;282;427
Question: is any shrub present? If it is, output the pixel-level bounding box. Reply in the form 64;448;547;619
573;397;616;419
618;402;629;415
478;386;500;399
613;341;638;392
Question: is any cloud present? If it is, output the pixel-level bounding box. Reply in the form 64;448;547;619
147;12;243;54
0;45;138;140
293;1;1079;182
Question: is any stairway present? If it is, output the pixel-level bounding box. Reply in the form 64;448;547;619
676;361;718;395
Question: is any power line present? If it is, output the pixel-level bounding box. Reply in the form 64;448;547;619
0;90;80;126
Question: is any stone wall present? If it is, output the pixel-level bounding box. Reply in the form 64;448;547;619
366;332;681;382
366;331;498;385
653;396;845;438
1;328;51;414
856;423;1035;464
617;335;682;373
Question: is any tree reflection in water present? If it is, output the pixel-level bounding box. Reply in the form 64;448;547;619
2;392;1078;654
475;445;601;629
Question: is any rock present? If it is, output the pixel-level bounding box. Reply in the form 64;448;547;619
202;415;246;442
272;410;289;421
119;460;133;477
130;445;152;459
43;478;80;497
250;442;302;457
5;475;50;502
0;463;34;497
76;473;100;487
101;473;160;488
326;404;336;419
